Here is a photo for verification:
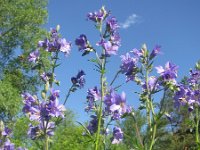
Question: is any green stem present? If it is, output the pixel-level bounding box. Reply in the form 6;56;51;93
149;123;157;150
196;107;199;146
50;51;59;88
95;70;105;150
44;135;49;150
63;85;74;105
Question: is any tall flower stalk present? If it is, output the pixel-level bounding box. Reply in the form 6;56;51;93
76;6;131;150
120;44;178;149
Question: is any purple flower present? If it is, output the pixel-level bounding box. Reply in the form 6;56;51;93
101;41;119;56
28;49;40;63
40;72;52;82
106;17;119;33
155;61;178;81
71;70;86;88
75;34;88;51
28;124;40;140
87;6;108;23
130;48;144;58
59;38;71;56
22;93;37;113
111;127;123;144
104;90;131;120
188;69;200;85
120;53;138;82
2;127;12;137
29;101;50;121
48;99;66;118
85;87;100;112
142;76;159;91
39;121;55;136
3;139;15;150
49;89;60;101
87;115;98;134
38;39;49;49
150;45;161;60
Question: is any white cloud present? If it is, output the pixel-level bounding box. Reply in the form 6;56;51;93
120;14;139;29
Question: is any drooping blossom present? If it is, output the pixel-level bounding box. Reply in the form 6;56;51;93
106;17;120;33
40;72;52;82
28;49;40;63
75;34;88;51
49;89;60;101
101;40;119;55
111;127;123;144
87;115;98;134
22;92;37;113
150;45;161;60
120;53;138;82
155;61;178;82
71;70;86;88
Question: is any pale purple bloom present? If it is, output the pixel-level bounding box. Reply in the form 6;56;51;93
2;127;12;137
120;53;138;82
85;87;100;112
131;48;144;57
110;32;121;46
87;115;98;134
142;76;159;91
104;90;131;120
111;127;123;144
28;49;40;63
59;38;71;56
71;70;86;88
87;7;108;23
150;45;161;60
3;139;15;150
155;61;178;81
106;17;119;32
101;41;119;55
38;39;48;48
48;99;66;118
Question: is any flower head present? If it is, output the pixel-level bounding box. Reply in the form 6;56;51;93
71;70;86;88
155;61;178;82
111;127;123;144
87;6;109;23
150;45;161;60
120;53;138;82
28;49;40;63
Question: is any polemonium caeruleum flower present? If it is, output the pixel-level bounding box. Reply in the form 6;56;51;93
155;61;178;82
120;53;138;82
71;70;86;89
28;49;40;63
111;127;123;144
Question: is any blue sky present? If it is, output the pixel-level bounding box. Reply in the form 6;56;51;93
47;0;200;122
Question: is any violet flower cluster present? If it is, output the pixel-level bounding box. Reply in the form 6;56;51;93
174;69;200;112
76;6;121;57
85;87;131;144
22;91;65;139
0;122;26;150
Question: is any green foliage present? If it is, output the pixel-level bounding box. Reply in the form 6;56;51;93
0;79;21;121
50;111;92;150
0;0;48;65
